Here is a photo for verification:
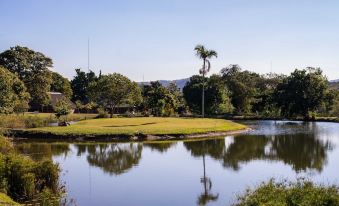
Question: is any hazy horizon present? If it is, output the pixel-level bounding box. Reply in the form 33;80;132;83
1;0;339;81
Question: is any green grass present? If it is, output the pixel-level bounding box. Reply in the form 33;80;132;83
0;193;20;205
26;117;246;136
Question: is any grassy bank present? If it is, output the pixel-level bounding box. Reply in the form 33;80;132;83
0;113;98;129
15;117;247;139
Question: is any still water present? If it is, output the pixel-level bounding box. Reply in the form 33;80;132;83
14;121;339;206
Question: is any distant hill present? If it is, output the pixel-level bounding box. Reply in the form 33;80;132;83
330;80;339;90
140;78;189;90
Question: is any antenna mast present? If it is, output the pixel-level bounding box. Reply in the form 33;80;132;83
87;38;90;72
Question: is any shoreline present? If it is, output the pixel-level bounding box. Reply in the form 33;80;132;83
9;127;251;142
225;116;339;123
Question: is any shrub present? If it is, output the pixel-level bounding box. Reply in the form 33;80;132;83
24;116;50;128
0;136;14;154
97;107;109;118
0;137;61;203
234;179;339;206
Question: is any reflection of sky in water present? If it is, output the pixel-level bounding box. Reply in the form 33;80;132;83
14;121;339;206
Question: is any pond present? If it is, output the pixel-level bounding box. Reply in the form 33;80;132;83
14;121;339;206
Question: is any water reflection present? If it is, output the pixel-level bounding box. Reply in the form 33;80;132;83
12;121;339;206
184;132;331;172
198;155;218;206
14;122;335;176
16;143;70;161
143;142;177;153
84;144;142;175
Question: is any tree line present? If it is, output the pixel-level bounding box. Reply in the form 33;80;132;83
0;45;338;120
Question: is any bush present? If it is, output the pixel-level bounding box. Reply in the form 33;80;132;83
0;153;61;202
0;136;14;154
0;136;62;204
24;116;50;128
97;107;109;118
234;179;339;206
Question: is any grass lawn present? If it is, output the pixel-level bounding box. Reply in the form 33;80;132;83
25;117;246;136
0;193;20;205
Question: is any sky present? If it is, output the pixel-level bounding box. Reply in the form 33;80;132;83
1;0;339;81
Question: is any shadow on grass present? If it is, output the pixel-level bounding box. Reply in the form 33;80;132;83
103;122;160;128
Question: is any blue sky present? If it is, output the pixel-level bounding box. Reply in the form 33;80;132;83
1;0;339;81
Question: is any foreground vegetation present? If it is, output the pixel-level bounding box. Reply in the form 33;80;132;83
0;192;20;205
234;179;339;206
21;117;246;138
0;134;62;205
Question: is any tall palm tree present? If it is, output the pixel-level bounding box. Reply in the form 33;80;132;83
194;45;217;117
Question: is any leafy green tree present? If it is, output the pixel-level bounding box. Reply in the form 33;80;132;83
143;81;178;116
54;97;72;120
0;66;30;114
50;72;73;99
71;68;98;103
183;75;204;114
0;46;53;110
194;45;217;117
75;100;84;113
84;102;96;114
167;82;187;114
183;75;232;115
205;75;233;114
251;73;285;117
221;65;261;114
89;73;142;118
274;68;329;119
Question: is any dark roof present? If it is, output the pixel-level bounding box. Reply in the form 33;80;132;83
48;92;76;109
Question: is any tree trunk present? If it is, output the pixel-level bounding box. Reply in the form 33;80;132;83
110;107;113;118
202;59;206;118
110;105;115;118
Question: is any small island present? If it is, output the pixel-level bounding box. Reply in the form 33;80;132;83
14;117;247;141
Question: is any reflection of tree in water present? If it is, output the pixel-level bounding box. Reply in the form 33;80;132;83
184;132;331;172
74;144;97;157
197;154;218;206
15;143;70;161
185;139;225;159
86;143;142;175
270;134;331;171
184;140;219;205
143;142;177;153
221;136;269;170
